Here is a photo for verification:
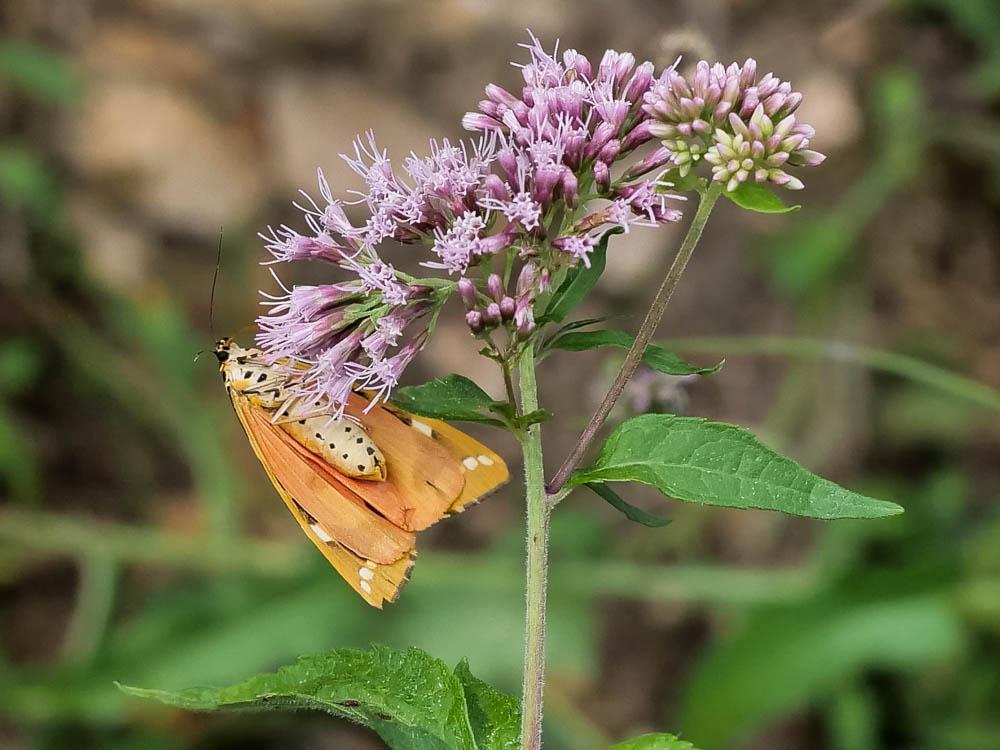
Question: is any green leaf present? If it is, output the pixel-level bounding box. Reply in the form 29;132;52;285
454;660;519;750
392;375;507;426
571;415;903;520
0;146;58;216
585;483;671;527
612;733;700;750
118;646;483;750
513;409;553;430
0;40;81;104
724;182;800;213
658;168;707;195
541;228;622;323
548;330;722;376
680;585;962;748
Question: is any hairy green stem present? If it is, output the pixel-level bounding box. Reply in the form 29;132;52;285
546;182;723;496
518;344;549;750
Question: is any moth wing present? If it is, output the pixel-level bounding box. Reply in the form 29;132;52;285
291;505;414;609
334;393;468;531
231;391;415;565
377;405;511;513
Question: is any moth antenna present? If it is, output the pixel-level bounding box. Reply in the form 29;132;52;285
209;227;224;338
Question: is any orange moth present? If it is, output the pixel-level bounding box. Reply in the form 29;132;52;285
214;338;508;607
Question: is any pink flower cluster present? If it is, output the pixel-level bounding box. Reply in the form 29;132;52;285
643;59;824;190
253;37;821;416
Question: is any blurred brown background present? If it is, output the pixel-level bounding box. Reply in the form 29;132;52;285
1;1;999;749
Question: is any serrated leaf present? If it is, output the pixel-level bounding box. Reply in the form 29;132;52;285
548;330;722;376
585;483;671;527
541;228;622;323
454;660;519;750
392;375;507;426
571;415;903;520
725;182;800;213
118;646;479;750
612;733;700;750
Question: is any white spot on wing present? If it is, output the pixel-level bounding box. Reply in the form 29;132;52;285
359;580;373;594
477;455;494;466
411;419;433;437
359;567;375;581
462;456;479;471
309;523;333;543
365;560;377;569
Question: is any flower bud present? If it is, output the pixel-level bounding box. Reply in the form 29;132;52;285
560;169;579;208
484;83;519;108
499;296;516;321
621;120;654;152
516;263;539;297
487;274;505;302
584;121;617;161
458;278;477;310
598;138;621;165
465;310;484;334
497;147;519;181
515;303;536;339
484;302;503;327
532;164;562;206
623;61;655;103
593;160;611;193
563;49;592;79
482;174;510;202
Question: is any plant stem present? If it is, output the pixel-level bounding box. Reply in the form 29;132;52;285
546;182;723;496
659;335;1000;412
517;343;549;750
502;358;520;417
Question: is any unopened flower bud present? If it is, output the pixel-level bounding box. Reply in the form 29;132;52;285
516;263;539;297
482;174;510;202
483;302;502;327
560;169;579;208
584;121;617;161
499;296;516;321
621;120;654;152
458;277;477;310
515;305;536;339
593;160;611;193
598;138;621;165
623;61;655;103
497;147;519;181
532;164;562;206
563;49;592;80
465;310;484;334
484;83;519;108
487;273;504;302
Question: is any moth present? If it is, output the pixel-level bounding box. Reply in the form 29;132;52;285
214;338;508;607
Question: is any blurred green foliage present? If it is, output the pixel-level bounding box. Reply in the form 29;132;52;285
2;8;1000;750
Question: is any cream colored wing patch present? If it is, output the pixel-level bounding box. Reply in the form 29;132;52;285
283;414;385;480
221;344;385;480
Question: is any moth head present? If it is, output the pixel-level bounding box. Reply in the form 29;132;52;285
213;337;234;362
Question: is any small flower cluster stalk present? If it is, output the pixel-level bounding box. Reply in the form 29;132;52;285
252;31;821;750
